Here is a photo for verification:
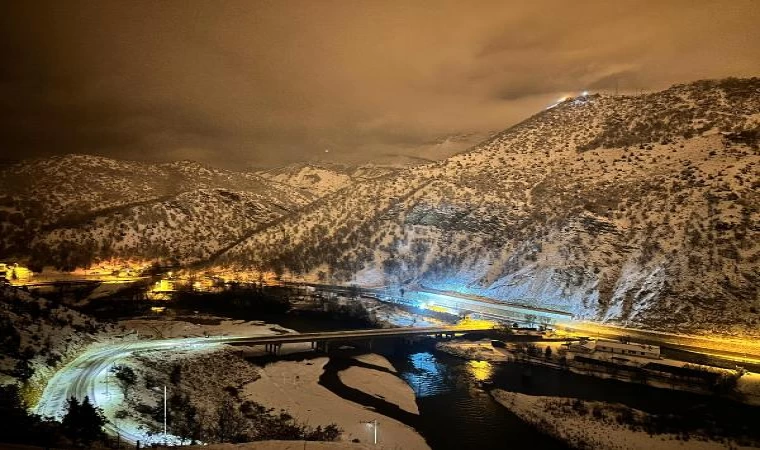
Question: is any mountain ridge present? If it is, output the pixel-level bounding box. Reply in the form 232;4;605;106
218;77;760;333
2;77;758;333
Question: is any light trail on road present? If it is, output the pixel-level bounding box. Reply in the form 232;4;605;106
33;325;489;445
34;336;227;445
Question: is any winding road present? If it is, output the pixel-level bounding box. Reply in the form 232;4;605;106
32;325;488;444
34;336;225;444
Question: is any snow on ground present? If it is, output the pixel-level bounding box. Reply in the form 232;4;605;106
435;340;510;362
34;336;229;446
338;366;418;415
351;354;396;372
491;390;753;450
120;316;295;339
369;302;449;328
243;358;430;450
438;338;760;404
84;281;136;301
188;440;374;449
737;372;760;406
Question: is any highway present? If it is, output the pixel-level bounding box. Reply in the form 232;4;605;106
30;278;760;444
287;281;760;364
410;288;760;365
223;325;492;345
33;324;489;445
33;337;221;445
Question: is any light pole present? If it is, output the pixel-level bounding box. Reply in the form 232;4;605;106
361;419;377;445
164;385;167;442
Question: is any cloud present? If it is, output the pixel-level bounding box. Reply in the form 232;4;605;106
0;0;758;168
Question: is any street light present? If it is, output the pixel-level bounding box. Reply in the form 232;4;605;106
360;419;378;445
164;385;167;442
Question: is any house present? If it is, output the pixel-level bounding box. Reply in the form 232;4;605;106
594;340;660;359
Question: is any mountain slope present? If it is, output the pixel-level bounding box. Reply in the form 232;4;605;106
256;162;406;197
220;78;760;333
257;163;356;197
0;155;314;267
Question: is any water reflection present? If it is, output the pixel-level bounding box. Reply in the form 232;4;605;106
402;352;450;398
393;350;569;449
467;360;493;382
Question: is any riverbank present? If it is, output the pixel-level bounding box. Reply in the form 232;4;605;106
491;390;758;449
83;315;430;448
436;338;760;405
243;356;429;450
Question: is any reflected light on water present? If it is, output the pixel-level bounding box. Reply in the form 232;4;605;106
403;352;447;398
467;360;493;382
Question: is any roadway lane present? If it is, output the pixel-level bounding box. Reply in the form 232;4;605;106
34;336;227;444
410;288;760;363
33;325;488;444
289;281;760;363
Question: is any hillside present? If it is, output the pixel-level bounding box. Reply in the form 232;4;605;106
0;155;315;267
256;162;405;197
257;163;356;197
2;78;759;334
0;284;111;399
220;78;760;334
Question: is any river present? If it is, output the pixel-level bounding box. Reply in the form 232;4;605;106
237;312;760;450
88;288;760;450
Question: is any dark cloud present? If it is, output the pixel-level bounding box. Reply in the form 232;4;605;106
1;0;758;168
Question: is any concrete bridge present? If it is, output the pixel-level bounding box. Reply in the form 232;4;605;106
222;325;492;354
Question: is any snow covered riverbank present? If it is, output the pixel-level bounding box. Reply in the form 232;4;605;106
491;390;757;450
120;315;296;339
339;354;418;415
244;356;429;450
55;315;429;449
437;338;760;405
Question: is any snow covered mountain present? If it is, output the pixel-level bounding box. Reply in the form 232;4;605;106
0;155;314;267
257;163;356;197
256;161;410;196
220;78;760;334
3;78;759;334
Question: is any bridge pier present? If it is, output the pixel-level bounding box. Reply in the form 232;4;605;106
314;341;330;353
264;343;282;355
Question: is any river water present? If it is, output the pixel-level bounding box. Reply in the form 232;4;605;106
94;294;760;450
243;313;760;450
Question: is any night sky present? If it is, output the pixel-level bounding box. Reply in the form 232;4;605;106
1;0;758;168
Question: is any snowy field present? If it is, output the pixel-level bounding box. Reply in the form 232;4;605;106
33;314;430;448
243;357;429;450
120;316;296;339
491;390;756;450
338;365;419;415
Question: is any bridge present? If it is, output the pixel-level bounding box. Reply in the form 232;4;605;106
279;281;573;325
222;325;493;354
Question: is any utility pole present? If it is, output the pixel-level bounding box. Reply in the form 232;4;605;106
164;385;167;441
361;419;378;445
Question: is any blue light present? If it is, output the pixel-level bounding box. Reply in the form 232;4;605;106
402;352;447;398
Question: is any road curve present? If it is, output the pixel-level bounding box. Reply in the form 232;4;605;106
34;336;228;444
33;325;484;444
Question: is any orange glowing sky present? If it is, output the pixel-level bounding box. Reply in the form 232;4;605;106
1;0;758;168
